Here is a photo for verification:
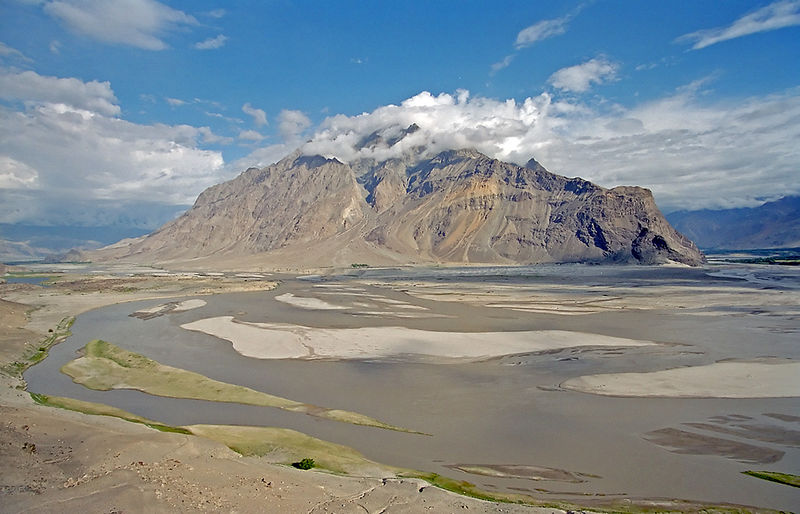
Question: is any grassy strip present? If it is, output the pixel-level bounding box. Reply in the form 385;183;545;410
743;470;800;488
61;339;421;433
1;317;74;379
186;424;407;475
29;392;190;434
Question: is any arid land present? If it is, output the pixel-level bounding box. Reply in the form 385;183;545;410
2;262;799;512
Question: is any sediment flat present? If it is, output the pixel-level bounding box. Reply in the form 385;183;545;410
180;316;654;360
561;360;800;398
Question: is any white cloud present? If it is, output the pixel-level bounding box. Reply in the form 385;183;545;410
0;71;226;225
165;97;186;107
205;8;226;19
0;42;32;62
490;54;515;74
302;90;554;166
204;111;242;124
49;40;62;54
677;0;800;50
300;86;800;212
238;129;264;141
515;16;570;48
0;156;39;189
198;126;232;145
194;34;227;50
278;109;311;141
43;0;198;50
548;57;618;93
242;102;267;126
229;143;295;172
0;69;120;116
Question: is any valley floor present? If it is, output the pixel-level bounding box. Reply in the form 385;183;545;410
0;269;567;513
2;263;798;512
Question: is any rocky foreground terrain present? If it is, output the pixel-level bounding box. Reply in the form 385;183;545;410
90;146;703;269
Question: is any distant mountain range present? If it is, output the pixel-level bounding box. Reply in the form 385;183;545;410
0;224;156;263
667;196;800;250
86;145;703;268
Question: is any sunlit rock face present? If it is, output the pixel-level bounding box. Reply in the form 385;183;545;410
91;145;704;267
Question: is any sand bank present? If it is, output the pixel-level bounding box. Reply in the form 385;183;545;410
561;360;800;398
131;298;207;319
274;292;347;310
181;316;653;360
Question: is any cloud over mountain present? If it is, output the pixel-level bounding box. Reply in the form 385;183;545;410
300;86;800;212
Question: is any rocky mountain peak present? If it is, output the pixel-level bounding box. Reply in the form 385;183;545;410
90;147;704;268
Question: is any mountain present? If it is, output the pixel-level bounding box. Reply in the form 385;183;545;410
89;147;704;268
667;196;800;250
0;224;158;263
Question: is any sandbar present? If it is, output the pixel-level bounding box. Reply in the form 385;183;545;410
181;316;653;360
561;360;800;398
274;292;347;310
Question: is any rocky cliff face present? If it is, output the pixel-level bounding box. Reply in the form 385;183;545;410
94;148;704;267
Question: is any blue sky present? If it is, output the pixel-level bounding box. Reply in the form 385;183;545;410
1;0;799;229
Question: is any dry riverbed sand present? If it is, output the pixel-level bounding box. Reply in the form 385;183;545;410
0;271;570;513
180;316;654;360
561;360;800;398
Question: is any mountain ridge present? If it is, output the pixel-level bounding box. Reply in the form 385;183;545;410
667;196;800;250
87;147;704;268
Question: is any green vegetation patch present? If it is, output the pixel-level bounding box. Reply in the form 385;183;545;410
61;339;419;433
743;470;800;488
29;392;190;434
186;424;404;476
2;317;74;378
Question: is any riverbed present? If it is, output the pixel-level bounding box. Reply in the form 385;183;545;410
25;264;800;510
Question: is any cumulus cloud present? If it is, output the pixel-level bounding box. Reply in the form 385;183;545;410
165;97;186;107
198;126;232;145
43;0;197;50
0;70;226;225
548;57;618;93
238;129;264;141
299;86;800;212
228;143;295;173
242;102;267;126
194;34;227;50
676;0;800;50
0;69;120;116
0;156;39;189
515;16;571;48
302;90;554;165
278;109;311;141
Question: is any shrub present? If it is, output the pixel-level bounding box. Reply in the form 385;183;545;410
292;458;315;470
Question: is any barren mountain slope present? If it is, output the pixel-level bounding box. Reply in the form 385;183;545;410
90;148;703;267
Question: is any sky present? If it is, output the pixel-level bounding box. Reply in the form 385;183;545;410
1;0;799;231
